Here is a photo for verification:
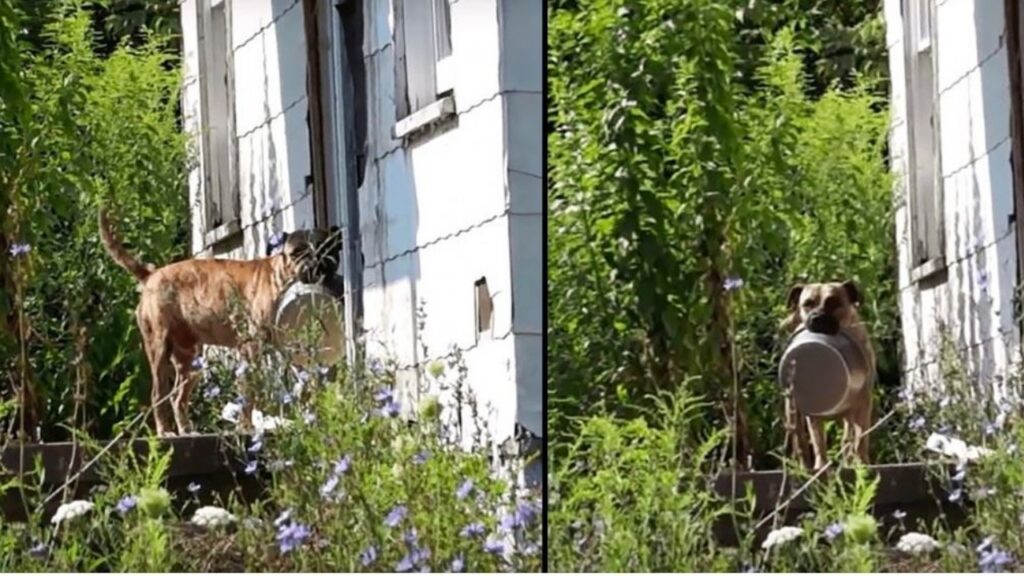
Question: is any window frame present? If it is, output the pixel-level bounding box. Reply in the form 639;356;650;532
902;0;946;281
392;0;456;140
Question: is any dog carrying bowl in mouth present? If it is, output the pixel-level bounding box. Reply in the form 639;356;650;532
273;282;345;367
778;327;871;417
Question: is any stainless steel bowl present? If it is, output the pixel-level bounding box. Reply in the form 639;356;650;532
273;282;345;367
778;328;870;417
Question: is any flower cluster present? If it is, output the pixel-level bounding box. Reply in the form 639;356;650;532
896;532;940;555
761;526;803;550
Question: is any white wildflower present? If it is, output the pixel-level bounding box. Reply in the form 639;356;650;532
761;526;804;550
51;500;94;525
925;433;993;463
896;532;941;555
190;506;236;528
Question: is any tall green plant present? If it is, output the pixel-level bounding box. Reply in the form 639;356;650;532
549;0;897;461
0;4;188;439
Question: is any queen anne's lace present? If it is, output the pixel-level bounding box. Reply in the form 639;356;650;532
896;532;940;555
191;506;236;528
51;500;94;525
761;526;804;550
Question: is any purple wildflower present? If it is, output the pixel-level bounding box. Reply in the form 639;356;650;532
456;479;474;500
8;243;30;257
204;385;221;399
244;460;258;475
483;535;505;555
380;400;401;418
953;463;967;482
451;554;465;572
333;455;352;475
248;439;263;454
823;522;844;542
191;356;206;370
949;487;963;503
360;545;378;567
374;388;393;402
320;475;340;498
724;276;744;291
276;521;311;554
460;521;486;538
403;528;419;545
385;505;408;528
909;416;926;431
235;361;249;377
980;547;1013;572
412;451;431;465
28;541;48;559
115;495;138;516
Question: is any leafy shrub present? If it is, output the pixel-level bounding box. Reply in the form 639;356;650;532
548;0;898;463
0;3;189;440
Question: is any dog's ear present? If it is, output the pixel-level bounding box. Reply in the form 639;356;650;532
786;284;803;310
842;280;862;306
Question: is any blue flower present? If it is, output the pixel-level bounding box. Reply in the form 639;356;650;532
27;541;48;559
949;487;963;503
823;522;844;542
320;475;340;499
8;243;30;257
235;361;249;377
276;521;311;553
412;451;431;465
369;358;385;375
385;505;408;528
268;232;285;252
374;388;393;402
403;528;419;544
191;356;206;370
724;276;744;291
187;482;201;494
980;547;1013;572
302;410;317;425
380;400;401;418
248;439;263;454
280;391;294;405
450;554;465;572
515;500;539;527
360;545;378;567
460;521;486;538
978;536;995;553
456;479;474;500
953;463;967;482
333;455;352;475
244;460;258;475
396;554;416;572
204;385;221;399
115;495;137;516
909;416;926;431
483;535;505;555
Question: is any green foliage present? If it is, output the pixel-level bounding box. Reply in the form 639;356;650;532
0;2;188;439
548;0;897;461
0;358;542;572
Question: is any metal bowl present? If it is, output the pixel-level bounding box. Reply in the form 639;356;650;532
273;282;345;367
778;328;870;417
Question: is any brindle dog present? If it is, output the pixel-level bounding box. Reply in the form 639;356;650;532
99;208;340;436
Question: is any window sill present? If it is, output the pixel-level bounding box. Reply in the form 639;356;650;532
910;256;946;284
203;218;241;249
392;95;456;141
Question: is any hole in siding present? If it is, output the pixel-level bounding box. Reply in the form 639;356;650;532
475;277;493;341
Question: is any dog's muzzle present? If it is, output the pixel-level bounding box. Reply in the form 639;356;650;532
805;312;840;335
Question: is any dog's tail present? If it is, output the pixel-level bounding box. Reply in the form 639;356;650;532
98;207;155;283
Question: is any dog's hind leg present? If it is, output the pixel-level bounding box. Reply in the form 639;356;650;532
145;337;176;437
170;346;199;435
852;398;872;464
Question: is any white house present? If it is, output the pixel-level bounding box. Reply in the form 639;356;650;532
884;0;1024;399
178;0;542;481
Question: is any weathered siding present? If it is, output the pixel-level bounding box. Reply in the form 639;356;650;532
885;0;1019;398
181;0;542;449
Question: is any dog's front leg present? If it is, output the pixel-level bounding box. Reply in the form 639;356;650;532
852;398;872;464
806;416;828;470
